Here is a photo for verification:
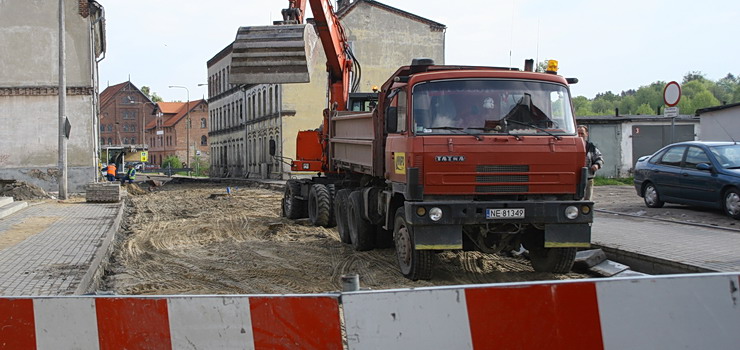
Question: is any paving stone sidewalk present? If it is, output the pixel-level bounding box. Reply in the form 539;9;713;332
0;200;122;296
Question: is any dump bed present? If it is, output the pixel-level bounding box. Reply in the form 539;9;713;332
330;110;382;175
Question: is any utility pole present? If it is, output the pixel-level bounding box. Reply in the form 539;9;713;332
58;0;68;199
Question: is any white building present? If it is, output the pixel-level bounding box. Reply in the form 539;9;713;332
696;103;740;142
0;0;106;191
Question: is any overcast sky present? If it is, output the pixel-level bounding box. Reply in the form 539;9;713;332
99;0;739;102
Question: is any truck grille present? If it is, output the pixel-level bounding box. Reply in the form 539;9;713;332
477;165;529;172
476;185;529;193
476;175;529;183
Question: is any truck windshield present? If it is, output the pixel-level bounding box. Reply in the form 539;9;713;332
411;79;576;136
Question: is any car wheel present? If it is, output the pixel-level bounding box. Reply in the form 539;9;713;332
723;188;740;220
643;183;664;208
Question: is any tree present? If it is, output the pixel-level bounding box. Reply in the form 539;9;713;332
690;91;721;114
141;86;164;102
635;103;654;115
682;71;707;84
162;155;182;169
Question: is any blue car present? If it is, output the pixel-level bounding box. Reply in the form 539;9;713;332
634;141;740;219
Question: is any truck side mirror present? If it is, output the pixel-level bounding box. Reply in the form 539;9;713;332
269;139;276;156
386;107;398;133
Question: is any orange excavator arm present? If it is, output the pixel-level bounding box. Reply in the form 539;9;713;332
293;0;352;111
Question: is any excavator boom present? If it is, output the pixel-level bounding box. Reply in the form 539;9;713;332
229;0;352;110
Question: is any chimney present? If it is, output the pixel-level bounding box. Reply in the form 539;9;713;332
615;107;619;117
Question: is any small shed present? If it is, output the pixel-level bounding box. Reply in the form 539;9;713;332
576;115;700;178
695;102;740;142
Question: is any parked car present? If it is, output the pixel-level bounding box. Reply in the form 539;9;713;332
634;141;740;219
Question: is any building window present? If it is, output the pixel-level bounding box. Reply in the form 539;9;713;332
107;124;113;132
201;118;206;128
100;124;105;132
131;137;136;144
107;138;112;145
123;138;129;145
201;135;207;146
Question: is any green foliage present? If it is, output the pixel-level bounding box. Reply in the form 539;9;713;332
576;71;740;116
141;86;164;103
192;155;210;177
593;177;634;186
162;155;182;169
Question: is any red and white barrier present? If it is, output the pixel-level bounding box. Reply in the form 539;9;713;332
343;273;740;349
2;273;739;349
0;295;342;350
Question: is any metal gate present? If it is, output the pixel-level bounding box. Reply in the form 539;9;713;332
632;125;695;169
587;124;620;178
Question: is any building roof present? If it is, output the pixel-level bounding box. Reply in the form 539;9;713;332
207;42;234;68
695;102;740;116
577;114;699;123
99;81;156;109
147;100;207;129
336;0;446;30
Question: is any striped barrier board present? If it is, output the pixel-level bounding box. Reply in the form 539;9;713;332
343;273;740;349
1;273;738;349
0;295;342;350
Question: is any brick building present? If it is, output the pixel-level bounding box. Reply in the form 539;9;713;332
146;100;209;168
99;82;158;147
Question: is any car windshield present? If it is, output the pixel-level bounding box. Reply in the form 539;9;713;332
709;144;740;169
411;79;576;136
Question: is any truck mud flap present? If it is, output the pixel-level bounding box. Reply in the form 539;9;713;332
413;225;463;250
544;223;591;248
230;24;315;85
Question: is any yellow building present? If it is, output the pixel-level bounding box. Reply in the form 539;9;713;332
207;0;445;179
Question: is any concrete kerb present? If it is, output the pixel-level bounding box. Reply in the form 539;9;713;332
74;200;125;295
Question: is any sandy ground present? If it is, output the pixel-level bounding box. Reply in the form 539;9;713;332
103;182;587;295
593;185;739;230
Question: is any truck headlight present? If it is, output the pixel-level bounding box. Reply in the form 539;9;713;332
564;206;579;220
429;207;443;221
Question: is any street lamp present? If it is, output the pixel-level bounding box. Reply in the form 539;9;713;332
126;97;158;148
169;85;190;169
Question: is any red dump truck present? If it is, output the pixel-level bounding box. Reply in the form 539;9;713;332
231;0;592;280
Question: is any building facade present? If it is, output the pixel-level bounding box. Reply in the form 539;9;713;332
0;0;105;192
696;103;740;142
206;0;445;179
146;100;209;169
99;82;158;148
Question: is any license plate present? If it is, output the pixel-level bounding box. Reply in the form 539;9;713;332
486;208;525;219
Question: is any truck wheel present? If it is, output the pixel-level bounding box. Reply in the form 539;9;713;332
308;184;332;227
528;247;577;273
393;207;433;280
326;184;337;227
347;191;374;251
334;189;352;243
282;180;307;219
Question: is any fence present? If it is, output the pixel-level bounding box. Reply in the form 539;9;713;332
1;273;738;349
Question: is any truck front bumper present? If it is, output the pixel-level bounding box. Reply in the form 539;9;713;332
403;200;593;250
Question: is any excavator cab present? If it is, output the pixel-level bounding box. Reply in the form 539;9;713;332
230;24;315;85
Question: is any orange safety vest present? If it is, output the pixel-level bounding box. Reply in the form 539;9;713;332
107;164;116;175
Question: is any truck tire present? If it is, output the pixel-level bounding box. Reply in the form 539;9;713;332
282;180;307;219
334;189;352;244
347;191;374;251
393;207;433;280
326;184;337;227
308;184;332;227
528;247;577;273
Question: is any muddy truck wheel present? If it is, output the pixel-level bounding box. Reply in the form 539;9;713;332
347;191;374;251
308;184;333;227
334;189;352;243
282;180;307;219
393;207;433;280
523;227;576;273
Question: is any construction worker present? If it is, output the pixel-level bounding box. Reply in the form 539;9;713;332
106;163;117;182
124;164;137;184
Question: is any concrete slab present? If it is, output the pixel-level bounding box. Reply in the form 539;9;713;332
0;197;12;207
590;260;630;277
0;201;28;219
574;249;608;270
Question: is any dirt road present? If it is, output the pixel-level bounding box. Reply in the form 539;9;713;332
103;181;586;295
